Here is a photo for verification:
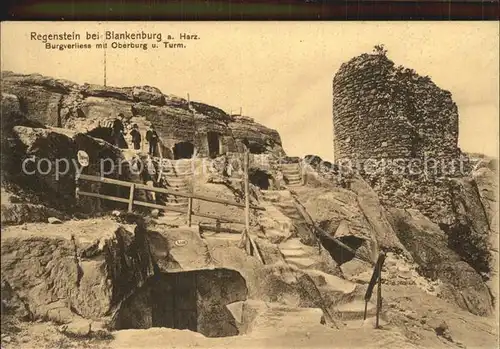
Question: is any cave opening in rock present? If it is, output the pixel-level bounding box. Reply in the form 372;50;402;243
207;132;221;159
440;222;491;277
86;127;114;145
247;141;266;154
241;138;266;155
320;235;364;265
173;142;195;160
86;127;128;149
113;268;248;338
249;169;271;190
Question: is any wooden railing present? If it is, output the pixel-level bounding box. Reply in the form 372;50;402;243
75;173;264;225
364;252;386;329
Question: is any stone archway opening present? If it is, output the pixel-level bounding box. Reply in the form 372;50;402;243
86;127;114;145
86;127;128;149
241;138;266;155
173;142;195;160
249;169;271;190
113;268;248;338
247;141;266;155
207;132;221;159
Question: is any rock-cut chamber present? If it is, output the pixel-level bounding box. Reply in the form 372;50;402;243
113;268;248;338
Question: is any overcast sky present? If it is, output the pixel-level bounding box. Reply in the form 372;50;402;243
2;22;498;159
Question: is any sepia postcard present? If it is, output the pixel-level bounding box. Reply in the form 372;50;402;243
0;21;499;349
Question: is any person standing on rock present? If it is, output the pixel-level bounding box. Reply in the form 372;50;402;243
111;113;126;148
275;170;283;190
146;125;159;156
129;124;142;150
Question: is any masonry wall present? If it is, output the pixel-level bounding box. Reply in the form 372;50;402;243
332;53;460;165
332;52;468;225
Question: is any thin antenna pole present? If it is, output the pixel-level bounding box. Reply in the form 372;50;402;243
244;148;250;234
103;42;107;87
240;106;242;116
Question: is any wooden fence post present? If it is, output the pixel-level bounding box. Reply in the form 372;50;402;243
376;261;382;329
128;183;135;212
187;197;193;227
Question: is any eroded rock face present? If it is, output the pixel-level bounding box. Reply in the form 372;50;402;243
113;269;248;337
5;126;132;213
10;126;78;210
1;93;46;184
0;220;155;324
294;183;405;265
132;86;165;106
1;72;69;127
387;208;493;316
445;177;492;276
472;163;499;302
349;176;409;256
1;71;284;159
1;201;66;225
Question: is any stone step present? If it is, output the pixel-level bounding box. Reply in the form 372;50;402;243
261;191;280;198
282;170;301;175
165;185;189;191
162;165;192;170
280;248;307;257
279;208;300;215
265;215;291;225
163;211;184;217
304;269;357;294
264;229;290;244
278;212;302;220
166;199;189;204
162;170;193;175
281;163;301;170
164;180;188;185
285;256;317;269
164;184;189;189
203;232;242;241
343;316;388;329
164;196;189;202
336;300;377;321
164;176;190;183
278;206;299;213
279;238;304;250
164;201;188;207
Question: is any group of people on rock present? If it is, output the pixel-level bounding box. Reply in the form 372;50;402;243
111;113;159;156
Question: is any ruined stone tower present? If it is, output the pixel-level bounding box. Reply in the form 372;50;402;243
332;48;461;166
332;47;471;225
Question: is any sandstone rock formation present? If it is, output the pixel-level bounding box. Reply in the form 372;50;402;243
0;218;351;336
1;71;284;159
387;207;493;316
0;220;155;324
1;63;497;349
